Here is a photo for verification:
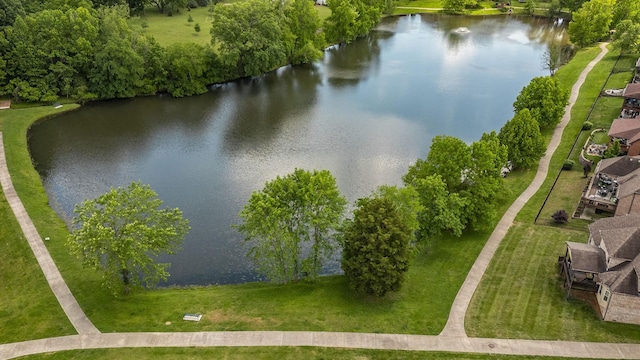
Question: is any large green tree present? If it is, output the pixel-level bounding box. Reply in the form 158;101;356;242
283;0;325;65
513;76;568;129
408;174;467;237
210;0;287;78
0;0;25;28
498;109;546;170
371;185;422;241
404;136;471;194
67;182;190;295
568;0;614;47
132;35;169;95
612;20;640;54
461;131;509;231
324;0;385;44
442;0;473;14
150;0;188;13
341;196;413;297
2;6;99;102
403;134;507;237
236;169;346;283
612;0;640;29
323;0;358;44
560;0;587;13
164;43;212;97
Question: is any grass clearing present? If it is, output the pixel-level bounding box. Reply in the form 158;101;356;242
130;4;333;47
0;107;79;344
130;6;212;47
467;47;640;341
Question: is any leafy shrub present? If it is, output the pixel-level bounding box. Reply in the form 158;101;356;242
552;210;569;224
582;121;593;130
196;0;209;5
562;159;575;170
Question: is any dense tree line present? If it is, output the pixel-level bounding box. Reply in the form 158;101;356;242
568;0;640;51
0;2;229;101
0;0;392;103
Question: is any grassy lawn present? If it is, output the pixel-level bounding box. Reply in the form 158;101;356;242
21;348;592;360
466;223;640;342
0;86;532;337
0;106;80;344
129;6;212;47
467;47;640;341
394;0;547;14
130;4;333;47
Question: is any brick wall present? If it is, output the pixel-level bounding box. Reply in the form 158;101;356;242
604;293;640;325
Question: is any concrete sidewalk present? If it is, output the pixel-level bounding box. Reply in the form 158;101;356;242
2;331;640;359
0;133;99;336
440;42;610;337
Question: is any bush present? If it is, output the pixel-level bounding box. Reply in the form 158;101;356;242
188;0;198;8
552;210;569;224
582;121;593;130
562;159;575;170
196;0;209;5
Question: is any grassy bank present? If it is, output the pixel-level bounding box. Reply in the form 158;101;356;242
0;84;533;337
466;47;640;342
394;0;553;15
0;106;80;344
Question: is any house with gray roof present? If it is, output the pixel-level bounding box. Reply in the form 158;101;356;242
580;156;640;216
609;118;640;156
560;215;640;324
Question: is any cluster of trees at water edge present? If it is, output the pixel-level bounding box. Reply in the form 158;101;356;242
65;73;567;297
0;0;394;103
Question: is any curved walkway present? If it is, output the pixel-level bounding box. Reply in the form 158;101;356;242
440;42;610;337
4;43;639;360
0;132;99;336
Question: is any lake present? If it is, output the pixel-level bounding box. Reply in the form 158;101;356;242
28;14;568;285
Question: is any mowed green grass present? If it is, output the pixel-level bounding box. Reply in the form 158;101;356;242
130;6;212;47
1;99;532;337
467;47;640;342
20;347;592;360
130;4;333;48
466;223;640;342
0;107;79;344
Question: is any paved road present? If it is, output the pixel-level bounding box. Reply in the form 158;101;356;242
4;43;638;360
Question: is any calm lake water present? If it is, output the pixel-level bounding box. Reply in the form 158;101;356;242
28;14;567;286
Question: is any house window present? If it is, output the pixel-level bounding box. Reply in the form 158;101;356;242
598;285;602;295
604;290;610;301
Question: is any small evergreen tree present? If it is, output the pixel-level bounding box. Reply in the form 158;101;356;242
341;196;413;297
